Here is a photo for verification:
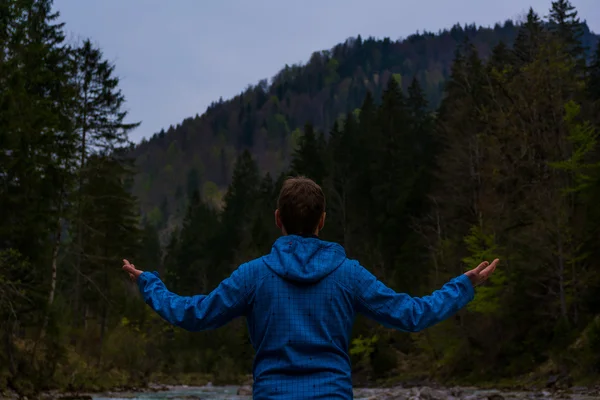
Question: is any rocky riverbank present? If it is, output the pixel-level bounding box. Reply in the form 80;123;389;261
3;383;600;400
353;385;600;399
238;384;600;400
0;384;172;400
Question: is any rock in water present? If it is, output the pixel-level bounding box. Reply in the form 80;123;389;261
237;385;252;396
59;396;93;400
411;386;451;400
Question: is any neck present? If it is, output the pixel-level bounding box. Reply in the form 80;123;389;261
283;231;319;238
299;232;319;238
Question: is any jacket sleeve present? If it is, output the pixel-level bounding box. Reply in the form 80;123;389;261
137;263;254;331
353;263;474;332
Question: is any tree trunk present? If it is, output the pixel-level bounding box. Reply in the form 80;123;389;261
74;95;88;328
99;244;110;355
4;321;17;377
32;207;63;362
557;229;568;321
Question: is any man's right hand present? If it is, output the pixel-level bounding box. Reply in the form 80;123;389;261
465;259;499;286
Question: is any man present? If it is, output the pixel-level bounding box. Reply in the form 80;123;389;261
123;176;498;400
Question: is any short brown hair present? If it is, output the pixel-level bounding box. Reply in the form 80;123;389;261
277;176;326;235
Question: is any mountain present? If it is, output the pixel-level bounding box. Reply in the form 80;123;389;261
129;19;599;224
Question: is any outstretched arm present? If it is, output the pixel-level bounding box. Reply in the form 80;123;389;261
123;260;253;331
353;260;498;332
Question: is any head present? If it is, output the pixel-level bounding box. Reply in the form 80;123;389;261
275;176;326;236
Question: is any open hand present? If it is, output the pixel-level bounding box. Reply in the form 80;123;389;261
122;259;143;282
465;259;499;286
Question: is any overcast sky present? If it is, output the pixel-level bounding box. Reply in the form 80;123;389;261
53;0;599;143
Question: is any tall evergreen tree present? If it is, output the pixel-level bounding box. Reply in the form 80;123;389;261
0;1;79;373
70;39;140;325
246;173;279;258
220;150;261;266
588;41;600;120
290;123;327;185
548;0;586;66
167;190;219;295
77;154;141;347
513;8;545;66
406;77;436;220
323;120;351;245
138;223;162;275
186;167;201;198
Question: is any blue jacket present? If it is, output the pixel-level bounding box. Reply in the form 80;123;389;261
137;235;474;399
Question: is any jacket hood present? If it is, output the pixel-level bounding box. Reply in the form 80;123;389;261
262;235;347;283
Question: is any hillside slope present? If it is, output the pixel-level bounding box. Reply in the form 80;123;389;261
130;19;598;222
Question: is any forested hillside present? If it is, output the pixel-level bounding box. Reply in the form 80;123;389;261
130;15;599;231
157;2;600;387
3;0;600;397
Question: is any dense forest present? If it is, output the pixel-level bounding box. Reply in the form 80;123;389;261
2;0;600;397
129;13;599;237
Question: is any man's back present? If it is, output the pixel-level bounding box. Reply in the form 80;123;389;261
249;235;355;399
136;234;475;399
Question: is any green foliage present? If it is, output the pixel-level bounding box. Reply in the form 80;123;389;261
350;334;379;357
580;317;600;373
462;226;505;315
146;206;163;228
350;335;379;374
290;123;327;185
202;180;222;205
266;113;290;141
0;249;32;314
548;100;600;194
324;57;340;86
290;128;303;150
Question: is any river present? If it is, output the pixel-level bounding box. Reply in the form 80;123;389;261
89;384;600;399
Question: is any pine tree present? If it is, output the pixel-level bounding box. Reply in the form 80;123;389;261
290;123;327;185
138;223;162;275
163;227;181;286
488;41;514;72
186;167;201;198
159;197;169;228
548;0;585;67
406;77;436;215
77;154;141;347
0;1;79;372
371;75;408;219
70;39;140;325
0;0;76;254
72;39;140;157
322;120;349;245
588;41;600;118
374;76;431;283
167;190;219;295
247;173;279;257
513;8;545;66
324;99;371;249
353;92;377;204
220;150;261;266
430;40;490;282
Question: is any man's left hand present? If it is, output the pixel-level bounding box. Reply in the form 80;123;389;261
122;259;143;282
